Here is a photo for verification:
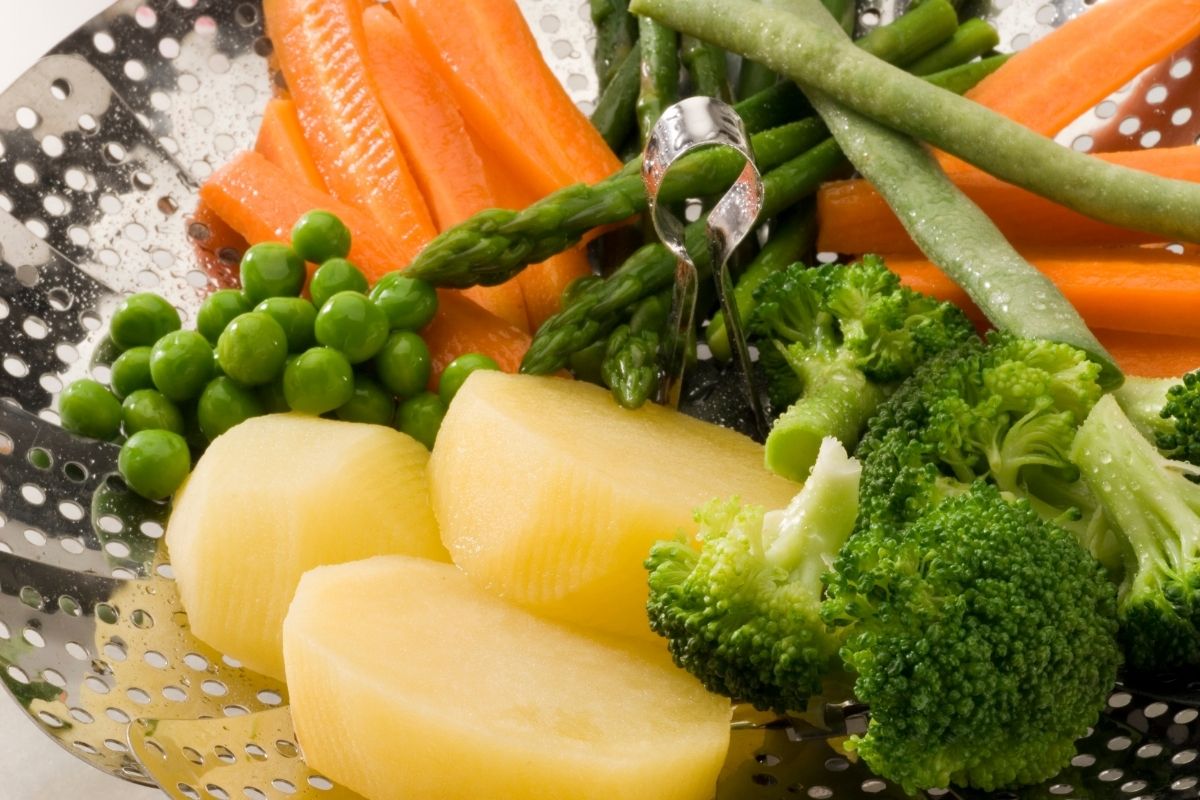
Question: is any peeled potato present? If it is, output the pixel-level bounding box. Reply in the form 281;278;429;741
429;371;799;639
284;556;732;800
166;414;445;679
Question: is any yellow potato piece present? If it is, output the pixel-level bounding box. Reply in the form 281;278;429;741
166;414;445;679
284;556;732;800
429;371;799;639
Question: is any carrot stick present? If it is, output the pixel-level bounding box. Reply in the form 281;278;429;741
263;0;435;259
1096;329;1200;379
422;290;531;380
360;6;529;332
887;248;1200;338
187;202;244;290
961;0;1200;139
818;146;1200;254
254;98;328;191
389;0;622;199
200;151;410;283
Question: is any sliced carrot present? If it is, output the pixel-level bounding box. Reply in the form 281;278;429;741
887;248;1200;339
1096;329;1200;379
263;0;435;259
818;146;1200;254
255;98;327;191
200;151;409;282
422;290;531;380
961;0;1200;139
187;202;245;290
389;0;622;199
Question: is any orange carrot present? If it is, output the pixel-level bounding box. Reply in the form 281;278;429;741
961;0;1200;139
422;290;531;380
818;146;1200;254
254;98;327;191
1096;329;1200;379
887;248;1200;339
389;0;622;199
187;202;245;290
263;0;435;259
200;151;410;282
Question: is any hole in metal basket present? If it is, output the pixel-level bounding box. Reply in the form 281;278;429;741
15;106;40;130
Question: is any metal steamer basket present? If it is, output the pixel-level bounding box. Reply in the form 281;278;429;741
0;1;1197;798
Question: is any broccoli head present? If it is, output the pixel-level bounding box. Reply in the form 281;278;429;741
751;255;976;482
822;483;1121;794
1070;394;1200;670
1158;370;1200;476
645;437;861;712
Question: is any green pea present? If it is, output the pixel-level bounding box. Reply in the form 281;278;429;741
110;346;154;399
150;331;214;402
216;311;288;386
255;297;317;352
395;392;446;450
291;210;352;265
335;375;396;426
118;430;190;500
258;376;291;414
375;331;432;398
59;379;123;440
196;290;252;345
309;258;368;309
109;293;181;351
314;291;389;363
121;389;185;435
283;347;354;414
438;353;500;406
240;242;306;304
197;377;265;441
369;273;438;331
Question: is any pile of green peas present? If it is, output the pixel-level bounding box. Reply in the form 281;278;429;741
59;210;500;500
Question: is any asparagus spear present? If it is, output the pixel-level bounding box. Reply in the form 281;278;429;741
602;291;671;408
592;41;643;150
636;17;680;144
907;18;999;75
592;0;638;91
681;36;733;101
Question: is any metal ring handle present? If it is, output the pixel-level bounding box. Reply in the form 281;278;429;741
642;96;767;435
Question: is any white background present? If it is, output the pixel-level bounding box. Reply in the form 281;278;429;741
0;5;163;798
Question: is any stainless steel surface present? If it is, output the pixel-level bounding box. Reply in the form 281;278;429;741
0;0;1197;798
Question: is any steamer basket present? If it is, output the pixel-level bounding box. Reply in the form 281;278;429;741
0;1;1197;798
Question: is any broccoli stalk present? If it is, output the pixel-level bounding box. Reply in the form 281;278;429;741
645;437;861;712
1069;394;1200;669
752;255;975;481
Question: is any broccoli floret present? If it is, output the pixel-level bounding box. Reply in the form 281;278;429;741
752;255;976;482
1158;370;1200;475
645;437;861;712
1070;394;1200;670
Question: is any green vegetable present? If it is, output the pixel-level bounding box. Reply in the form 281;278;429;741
374;331;432;399
1156;371;1200;473
922;52;1010;95
109;293;181;351
151;330;214;402
681;36;731;101
197;377;265;441
591;0;638;91
370;273;439;331
118;429;190;501
255;297;317;353
906;17;999;75
121;389;185;436
239;242;306;304
283;347;355;415
216;312;288;386
258;378;290;414
736;60;777;100
335;375;396;426
823;482;1120;793
396;391;447;450
59;379;123;440
561;275;603;309
601;325;660;409
310;258;369;310
753;256;975;481
629;0;1200;250
568;340;608;385
291;210;352;265
109;346;154;399
1112;375;1178;443
196;290;252;346
315;292;390;364
636;18;678;143
1069;395;1200;670
646;437;861;712
591;40;642;151
439;353;500;406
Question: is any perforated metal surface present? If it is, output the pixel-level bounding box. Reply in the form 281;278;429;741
0;1;1197;799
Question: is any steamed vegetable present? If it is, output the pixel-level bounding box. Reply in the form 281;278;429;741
254;98;327;191
591;41;642;150
636;17;679;143
905;18;998;76
680;36;732;102
1158;372;1200;475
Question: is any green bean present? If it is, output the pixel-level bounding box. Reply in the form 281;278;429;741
636;17;679;144
591;41;642;150
907;18;1000;75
